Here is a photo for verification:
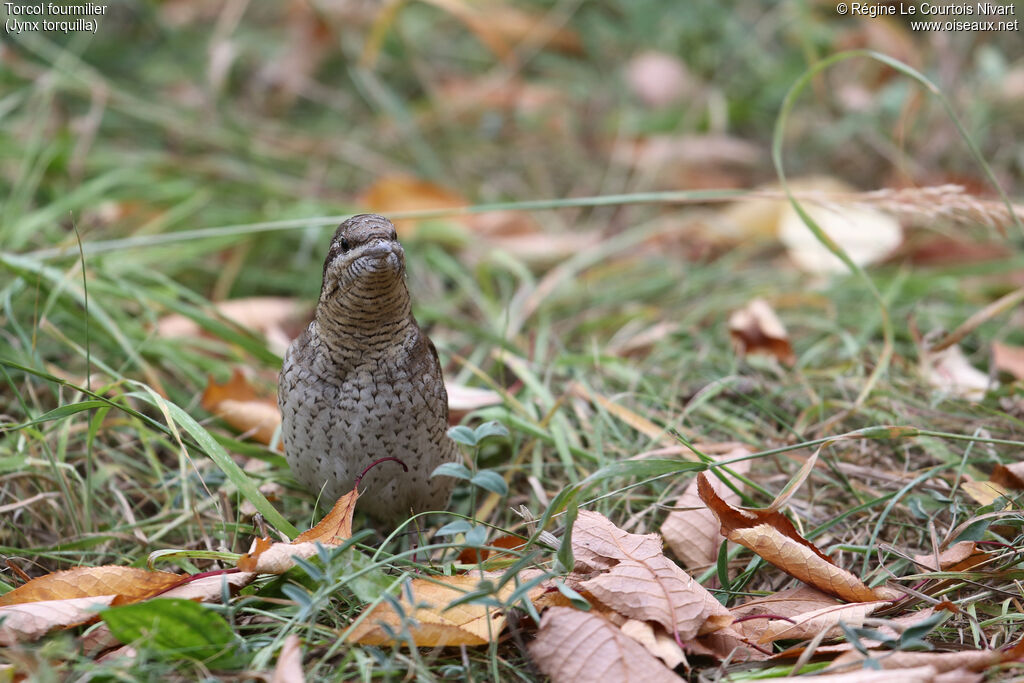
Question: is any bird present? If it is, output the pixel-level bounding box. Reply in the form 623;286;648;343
278;213;459;522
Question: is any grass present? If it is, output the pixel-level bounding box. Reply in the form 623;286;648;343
2;1;1024;680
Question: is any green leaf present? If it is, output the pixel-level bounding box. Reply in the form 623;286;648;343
447;425;478;447
465;524;488;547
470;470;508;495
473;420;509;443
436;520;475;536
555;582;590;610
101;598;243;669
432;462;473;480
556;495;579;573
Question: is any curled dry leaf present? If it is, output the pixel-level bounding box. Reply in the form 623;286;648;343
0;566;185;645
661;449;752;569
731;586;842;641
0;595;117;646
912;541;989;573
728;298;796;366
529;606;682;683
347;573;519;647
0;566;184;607
751;599;885;645
921;344;995;401
759;665;954;683
201;369;282;448
831;645;1020;674
572;511;732;640
697;475;893;603
239;487;358;573
619;619;686;669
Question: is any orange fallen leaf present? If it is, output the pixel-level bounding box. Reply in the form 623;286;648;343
239;487;359;573
347;573;517;646
661;449;752;569
728;298;796;366
0;566;185;645
992;462;1024;490
202;369;282;448
697;474;893;603
359;175;467;238
528;606;682;683
0;566;184;607
272;634;304;683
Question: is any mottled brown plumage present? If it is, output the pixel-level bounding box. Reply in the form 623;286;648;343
278;214;458;521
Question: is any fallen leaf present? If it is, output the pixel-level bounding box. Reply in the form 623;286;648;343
619;619;686;669
661;449;752;569
347;573;516;646
202;369;282;448
922;344;995;401
912;541;989;573
697;474;893;603
992;341;1024;380
239;488;359;573
624;51;696;108
272;633;304;683
528;606;683;683
753;599;885;644
779;200;903;274
959;478;1010;507
359;175;467;238
991;462;1024;490
0;567;184;607
156;297;305;356
0;595;117;646
759;665;946;682
728;299;796;365
831;647;1009;674
572;511;732;640
445;383;503;423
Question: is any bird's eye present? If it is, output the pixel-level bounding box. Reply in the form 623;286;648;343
340;237;350;252
390;230;397;240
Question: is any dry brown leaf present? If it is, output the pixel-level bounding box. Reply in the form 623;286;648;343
572;511;732;640
762;666;943;682
921;344;995;401
272;633;305;683
694;625;771;663
959;478;1010;507
697;475;893;603
421;0;581;61
728;299;796;366
0;595;118;646
202;369;282;448
912;541;989;573
661;449;752;569
0;566;184;607
239;488;359;573
528;606;683;683
156;297;305;356
756;599;885;644
831;647;1011;674
731;586;843;641
991;461;1024;490
624;51;696;108
993;341;1024;379
619;619;686;669
347;573;516;646
359;175;467;238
